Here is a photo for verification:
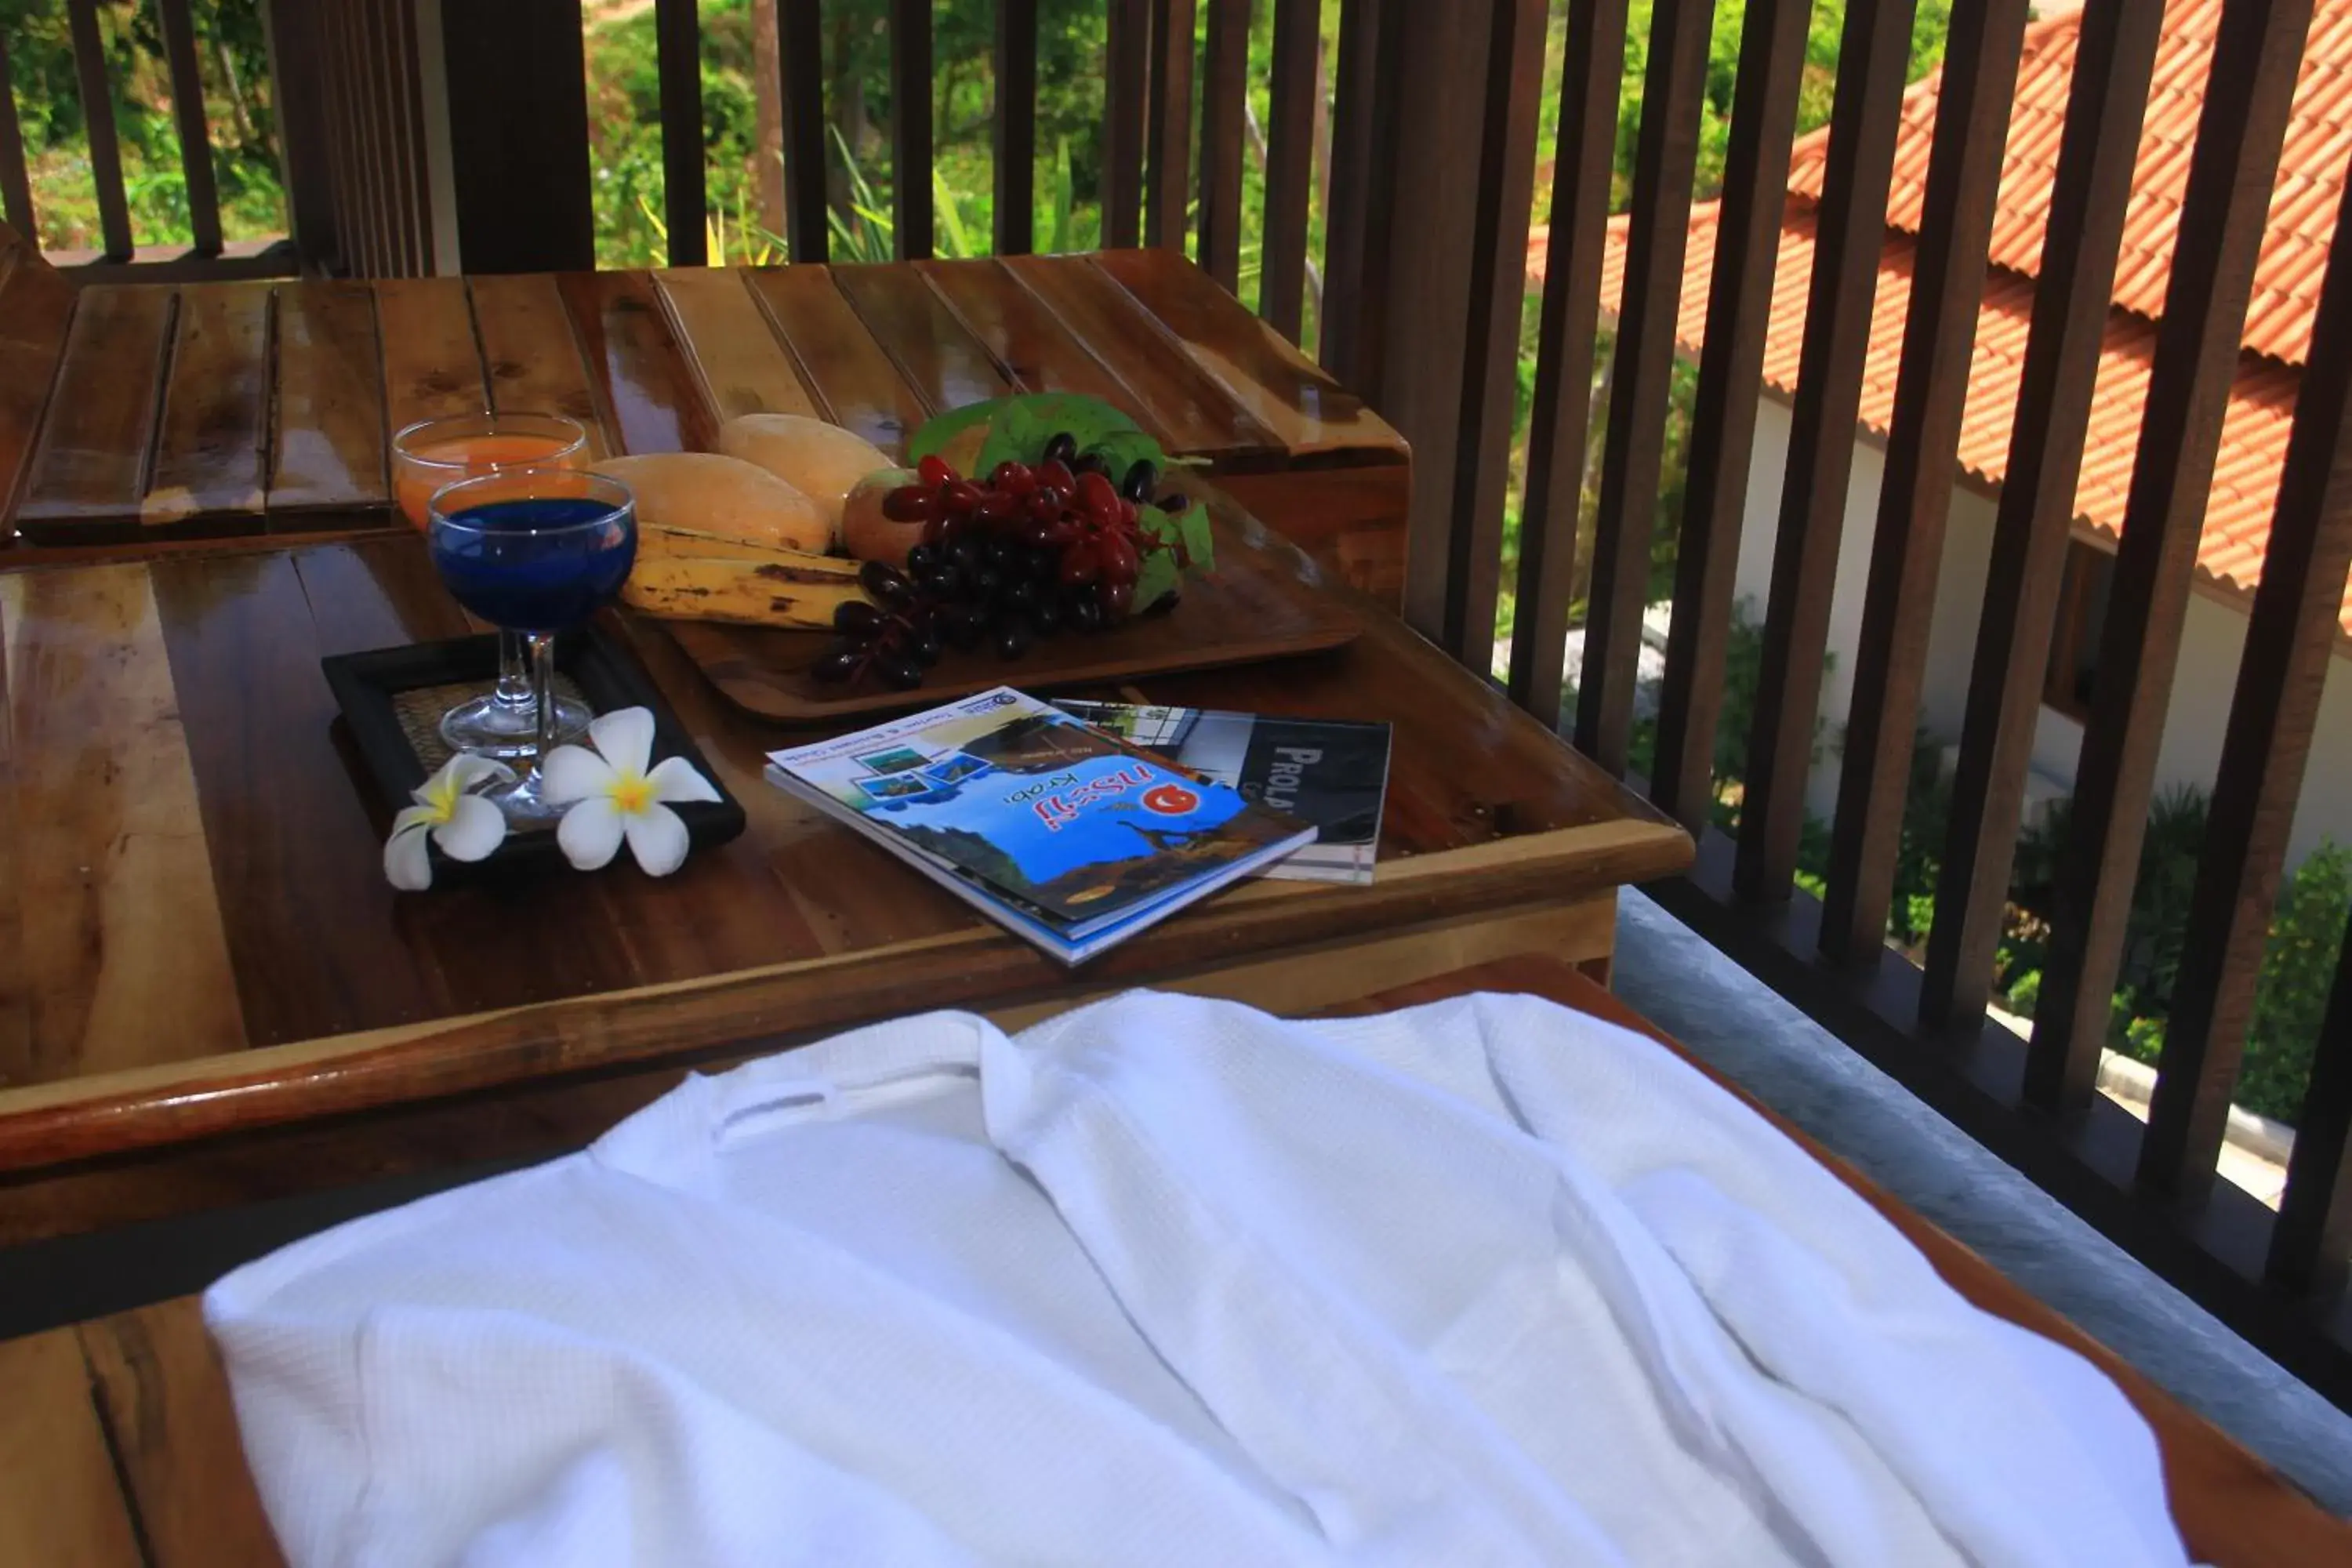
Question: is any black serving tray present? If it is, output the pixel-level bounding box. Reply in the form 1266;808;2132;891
322;625;747;876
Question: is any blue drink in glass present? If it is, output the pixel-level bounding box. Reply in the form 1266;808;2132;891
427;470;637;821
430;495;638;632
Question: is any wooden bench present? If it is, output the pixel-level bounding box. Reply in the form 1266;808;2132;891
1;956;2341;1566
0;223;74;525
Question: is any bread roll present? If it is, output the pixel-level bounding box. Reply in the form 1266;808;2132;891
717;413;895;535
589;452;829;554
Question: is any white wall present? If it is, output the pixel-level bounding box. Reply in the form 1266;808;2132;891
1725;397;2352;867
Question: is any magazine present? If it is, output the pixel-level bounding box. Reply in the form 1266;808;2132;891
1051;700;1392;884
765;688;1316;964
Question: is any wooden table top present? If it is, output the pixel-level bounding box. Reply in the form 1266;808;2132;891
0;243;1404;566
4;958;2339;1568
0;509;1686;1193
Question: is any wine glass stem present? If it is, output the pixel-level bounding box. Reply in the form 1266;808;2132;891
493;629;533;713
528;633;559;774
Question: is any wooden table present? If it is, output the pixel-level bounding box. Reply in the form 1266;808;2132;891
3;958;2340;1568
0;238;1410;602
0;249;1690;1243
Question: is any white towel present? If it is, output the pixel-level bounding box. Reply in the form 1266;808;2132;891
207;989;2187;1567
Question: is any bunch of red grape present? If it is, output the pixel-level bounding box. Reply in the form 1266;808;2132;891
813;434;1191;690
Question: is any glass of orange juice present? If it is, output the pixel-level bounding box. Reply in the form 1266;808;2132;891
393;413;595;758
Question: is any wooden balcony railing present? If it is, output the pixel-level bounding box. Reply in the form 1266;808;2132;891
13;0;2352;1410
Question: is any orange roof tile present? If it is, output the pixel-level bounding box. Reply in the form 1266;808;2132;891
1784;0;2352;366
1566;201;2319;629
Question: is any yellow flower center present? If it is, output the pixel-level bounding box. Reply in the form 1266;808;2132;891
611;774;655;815
420;775;461;822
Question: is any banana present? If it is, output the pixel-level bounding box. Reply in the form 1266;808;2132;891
633;523;855;570
622;553;870;630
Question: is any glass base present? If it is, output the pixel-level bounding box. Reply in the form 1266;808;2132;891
492;771;572;825
441;690;591;760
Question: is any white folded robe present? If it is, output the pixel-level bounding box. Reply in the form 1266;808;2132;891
206;989;2189;1567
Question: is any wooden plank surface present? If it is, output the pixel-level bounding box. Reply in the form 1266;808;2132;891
557;269;718;457
0;565;247;1087
141;282;274;535
652;268;825;423
0;1327;143;1566
16;286;176;541
373;276;490;431
78;1301;287;1567
832;261;1018;416
466;272;612;457
1001;253;1282;459
1092;247;1403;460
0;498;1687;1161
746;265;929;456
267;281;389;521
0;248;73;521
916;256;1177;438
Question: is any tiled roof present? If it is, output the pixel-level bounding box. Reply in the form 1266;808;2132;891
1573;205;2312;624
1787;0;2352;366
1548;0;2349;635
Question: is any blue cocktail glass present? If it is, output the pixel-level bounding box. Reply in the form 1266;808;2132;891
427;468;637;821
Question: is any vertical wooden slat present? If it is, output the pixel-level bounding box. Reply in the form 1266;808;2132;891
1316;0;1380;383
2203;180;2352;1272
1921;0;2165;1031
1572;0;1712;773
1145;0;1197;251
890;0;933;259
346;0;389;274
258;0;339;268
1439;0;1545;673
66;0;133;261
1819;0;2034;960
1196;0;1250;289
1258;0;1318;338
314;0;361;273
1734;0;1923;901
361;0;416;276
2027;0;2312;1152
0;29;38;240
155;0;223;256
657;0;709;268
778;0;828;265
1646;0;1814;824
1505;0;1634;723
436;0;595;273
1103;0;1149;249
996;0;1039;256
2271;926;2352;1289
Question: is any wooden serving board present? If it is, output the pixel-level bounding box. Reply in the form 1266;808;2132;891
652;481;1363;724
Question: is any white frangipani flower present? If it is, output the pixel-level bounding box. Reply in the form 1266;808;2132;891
384;753;515;890
540;707;719;877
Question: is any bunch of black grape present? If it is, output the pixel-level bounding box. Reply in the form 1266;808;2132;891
813;435;1190;691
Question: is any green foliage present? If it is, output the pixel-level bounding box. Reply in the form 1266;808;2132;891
4;0;285;252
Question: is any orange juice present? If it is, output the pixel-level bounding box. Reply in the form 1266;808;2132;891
394;433;584;529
